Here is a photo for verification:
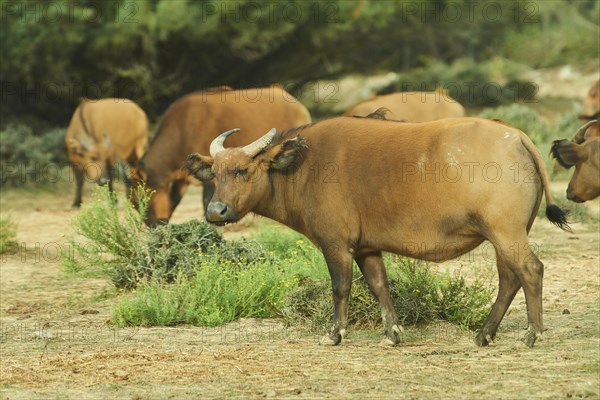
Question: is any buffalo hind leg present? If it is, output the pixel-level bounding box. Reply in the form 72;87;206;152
475;252;521;346
489;235;545;347
356;251;401;345
517;248;545;347
72;165;84;207
320;244;354;345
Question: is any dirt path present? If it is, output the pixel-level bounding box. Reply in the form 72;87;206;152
1;183;598;399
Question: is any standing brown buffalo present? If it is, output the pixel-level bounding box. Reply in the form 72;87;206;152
344;90;465;121
186;114;570;348
579;79;600;139
551;120;600;202
65;98;148;207
131;85;311;226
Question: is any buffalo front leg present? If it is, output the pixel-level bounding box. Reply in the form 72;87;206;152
320;244;354;345
475;251;521;346
72;165;84;207
170;179;190;212
356;251;401;345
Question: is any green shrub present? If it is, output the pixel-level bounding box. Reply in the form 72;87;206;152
0;124;67;187
64;185;268;289
112;261;298;327
119;220;267;289
0;215;18;255
283;256;493;332
63;185;151;281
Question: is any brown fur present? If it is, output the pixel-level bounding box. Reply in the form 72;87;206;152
65;98;148;207
132;85;311;226
344;91;465;122
189;116;569;347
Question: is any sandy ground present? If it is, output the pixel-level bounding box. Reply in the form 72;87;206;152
0;182;598;399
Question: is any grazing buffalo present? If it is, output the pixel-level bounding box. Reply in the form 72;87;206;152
579;79;599;139
344;90;465;121
65;98;148;207
131;85;311;226
186;113;570;348
551;120;600;202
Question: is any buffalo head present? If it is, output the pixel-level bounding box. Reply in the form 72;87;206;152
67;135;113;185
551;120;600;202
185;128;306;225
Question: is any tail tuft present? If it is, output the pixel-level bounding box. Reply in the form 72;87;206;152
546;205;572;232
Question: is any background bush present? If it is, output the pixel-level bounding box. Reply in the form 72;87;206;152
379;57;535;107
0;124;67;187
2;0;597;128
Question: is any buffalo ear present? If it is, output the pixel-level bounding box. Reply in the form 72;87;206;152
184;153;214;181
268;136;307;171
551;139;586;168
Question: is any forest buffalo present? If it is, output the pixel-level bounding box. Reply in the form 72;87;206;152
344;90;465;121
186;113;570;348
65;98;148;207
130;85;311;226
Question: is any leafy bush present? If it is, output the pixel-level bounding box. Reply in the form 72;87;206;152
283;256;493;332
0;215;18;255
0;124;67;187
119;220;267;289
64;185;267;289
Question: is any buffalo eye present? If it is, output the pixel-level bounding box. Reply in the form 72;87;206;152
234;167;249;179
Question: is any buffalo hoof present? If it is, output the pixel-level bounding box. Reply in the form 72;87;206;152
72;202;81;208
522;328;542;348
319;328;345;346
474;330;494;347
319;334;341;346
382;324;402;346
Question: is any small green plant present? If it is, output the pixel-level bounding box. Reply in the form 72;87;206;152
0;214;18;254
63;184;151;281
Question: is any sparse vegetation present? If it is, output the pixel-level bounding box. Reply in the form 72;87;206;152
0;214;17;254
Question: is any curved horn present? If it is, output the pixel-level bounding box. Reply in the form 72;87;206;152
242;128;277;157
572;120;598;144
209;128;241;158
